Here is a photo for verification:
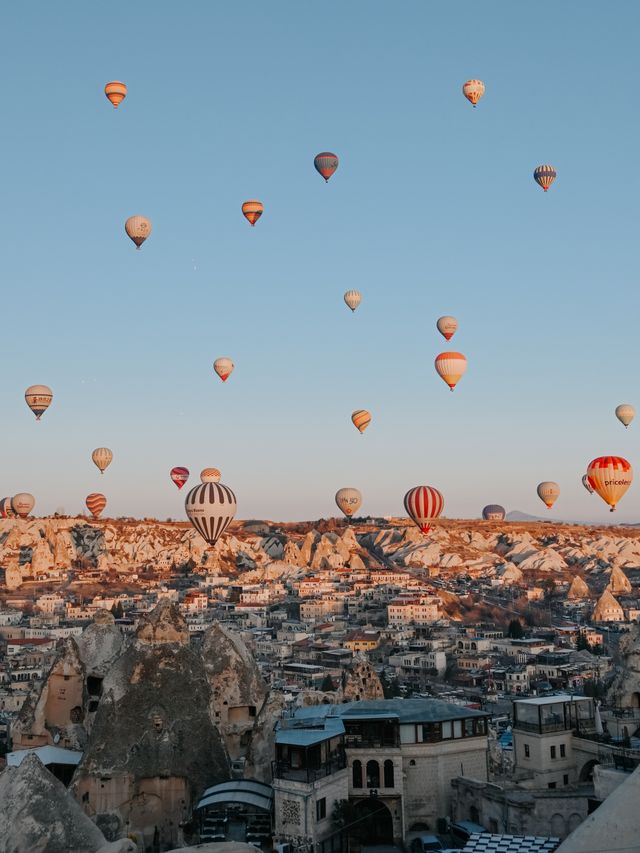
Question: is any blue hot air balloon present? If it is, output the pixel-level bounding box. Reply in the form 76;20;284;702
533;164;557;192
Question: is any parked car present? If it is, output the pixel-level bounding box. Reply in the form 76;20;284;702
410;836;444;853
448;821;487;846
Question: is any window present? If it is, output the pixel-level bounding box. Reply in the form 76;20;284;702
441;721;452;739
548;782;556;789
476;719;487;735
524;744;530;758
453;720;462;738
352;760;363;788
464;719;474;737
384;759;394;788
560;744;566;758
316;798;326;821
550;746;557;759
563;774;569;786
366;760;380;788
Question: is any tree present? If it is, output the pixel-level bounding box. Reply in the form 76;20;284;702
507;618;524;639
111;601;124;619
576;632;592;652
321;674;335;692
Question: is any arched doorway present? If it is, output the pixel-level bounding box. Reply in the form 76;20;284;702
579;759;600;783
631;692;640;709
352;799;393;844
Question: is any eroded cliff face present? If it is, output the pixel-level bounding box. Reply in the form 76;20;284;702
607;622;640;708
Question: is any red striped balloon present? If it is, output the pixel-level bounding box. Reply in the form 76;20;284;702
314;152;339;182
404;486;444;534
86;493;107;519
170;467;190;490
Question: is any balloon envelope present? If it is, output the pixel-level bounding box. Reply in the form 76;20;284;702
185;481;237;546
92;447;113;474
201;468;221;484
436;316;458;341
86;493;107;518
0;497;15;518
587;456;633;512
242;200;263;226
351;410;371;434
534;165;557;192
12;493;35;518
482;504;505;521
314;152;339;182
462;79;485;106
335;488;362;518
615;404;635;428
125;215;152;249
582;474;594;495
435;352;467;390
214;358;234;382
404;486;444;534
344;290;361;312
25;385;53;420
170;467;190;490
105;81;127;108
537;481;560;508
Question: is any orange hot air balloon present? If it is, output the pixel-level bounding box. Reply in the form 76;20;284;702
587;456;633;512
434;352;467;391
314;152;339;182
351;410;371;434
242;200;264;226
125;215;152;249
201;468;221;484
86;493;107;519
105;81;127;108
462;79;485;107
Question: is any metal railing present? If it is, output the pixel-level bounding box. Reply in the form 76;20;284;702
271;756;346;782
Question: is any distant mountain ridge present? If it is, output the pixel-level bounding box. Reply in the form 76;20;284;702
507;510;640;527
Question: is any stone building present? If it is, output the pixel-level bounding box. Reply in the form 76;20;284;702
591;589;625;623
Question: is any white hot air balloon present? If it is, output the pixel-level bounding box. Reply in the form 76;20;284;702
335;488;362;518
25;385;53;420
12;493;35;518
436;316;458;341
344;290;362;312
185;480;237;546
582;474;594;495
615;404;635;428
537;481;560;509
213;358;234;382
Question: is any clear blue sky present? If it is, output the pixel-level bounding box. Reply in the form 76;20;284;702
2;1;638;522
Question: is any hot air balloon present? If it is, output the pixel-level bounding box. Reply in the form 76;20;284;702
615;404;635;428
586;456;633;512
335;488;362;518
201;468;221;484
314;152;339;182
482;504;505;521
92;447;113;474
104;81;127;108
344;290;362;312
242;200;264;226
185;480;237;546
86;493;107;519
537;481;560;509
435;352;467;391
12;493;35;518
436;316;458;341
125;215;152;249
213;358;234;382
25;385;53;421
462;79;485;107
582;474;594;495
351;410;371;434
0;497;15;518
534;165;557;192
404;486;444;535
170;467;190;490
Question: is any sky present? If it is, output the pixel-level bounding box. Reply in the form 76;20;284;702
1;1;639;522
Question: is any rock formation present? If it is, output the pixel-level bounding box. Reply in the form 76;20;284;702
341;655;384;701
567;575;590;599
591;589;624;622
607;565;632;594
607;622;640;708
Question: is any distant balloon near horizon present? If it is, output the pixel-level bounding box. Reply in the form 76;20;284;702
170;467;190;490
0;497;16;518
462;79;485;107
185;480;237;546
435;352;467;391
25;385;53;421
582;474;594;495
241;200;264;226
344;290;362;312
482;504;505;521
351;409;371;434
213;357;234;382
537;481;560;509
533;165;557;192
615;404;635;428
200;468;221;484
85;493;107;519
587;456;633;512
104;81;127;108
335;487;362;518
125;215;152;249
436;316;458;341
314;152;339;182
404;486;444;535
92;447;113;474
12;493;35;518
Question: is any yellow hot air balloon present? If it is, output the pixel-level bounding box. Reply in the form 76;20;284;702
462;79;485;106
344;291;362;312
436;316;458;341
25;385;53;420
92;447;113;474
434;352;467;391
201;468;221;484
213;358;234;382
615;404;635;428
587;456;633;512
537;481;560;509
125;215;152;249
335;487;362;518
242;200;264;226
104;81;127;108
351;410;371;434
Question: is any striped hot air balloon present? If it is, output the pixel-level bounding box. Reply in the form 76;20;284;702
436;316;458;341
92;447;113;474
537;481;560;509
125;215;152;249
25;385;53;420
185;481;237;546
404;486;444;535
533;165;557;192
104;81;127;108
213;358;234;382
314;152;339;182
615;404;635;428
12;493;35;518
587;456;633;512
462;79;485;106
351;410;371;434
201;468;221;484
582;474;594;495
344;290;361;312
242;200;264;226
170;467;190;490
0;497;15;518
86;493;107;519
482;504;505;521
435;352;467;391
335;488;362;518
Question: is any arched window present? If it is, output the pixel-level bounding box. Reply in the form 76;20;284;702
383;759;394;788
366;760;380;788
352;759;363;788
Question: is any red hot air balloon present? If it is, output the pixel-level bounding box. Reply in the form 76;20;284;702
404;486;444;535
314;152;339;182
86;493;107;519
170;467;190;490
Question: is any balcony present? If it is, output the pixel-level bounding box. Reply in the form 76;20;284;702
272;755;346;783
